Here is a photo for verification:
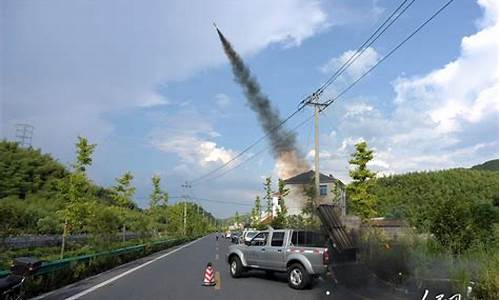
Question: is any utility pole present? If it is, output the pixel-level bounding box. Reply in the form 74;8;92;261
15;124;34;148
183;202;187;236
305;96;327;205
181;181;191;236
314;104;320;202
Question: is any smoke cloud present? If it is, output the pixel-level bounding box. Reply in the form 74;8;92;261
216;28;309;178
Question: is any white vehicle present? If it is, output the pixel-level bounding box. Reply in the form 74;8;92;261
240;230;258;243
225;231;231;238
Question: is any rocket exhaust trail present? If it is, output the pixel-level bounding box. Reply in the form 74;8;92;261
215;26;309;178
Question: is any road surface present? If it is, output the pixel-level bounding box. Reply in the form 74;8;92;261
34;234;415;300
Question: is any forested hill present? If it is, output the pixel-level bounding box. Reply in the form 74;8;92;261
0;141;68;199
0;140;216;237
0;141;113;203
471;159;499;171
372;167;498;231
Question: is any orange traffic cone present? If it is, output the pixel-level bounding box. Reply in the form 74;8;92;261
202;262;216;286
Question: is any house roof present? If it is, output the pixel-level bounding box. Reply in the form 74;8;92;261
283;170;344;185
368;218;406;227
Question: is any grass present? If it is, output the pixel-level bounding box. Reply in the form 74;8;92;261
358;228;498;299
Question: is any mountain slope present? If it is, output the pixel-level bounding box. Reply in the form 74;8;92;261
471;159;499;171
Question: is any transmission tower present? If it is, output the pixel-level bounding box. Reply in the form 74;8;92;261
14;124;34;148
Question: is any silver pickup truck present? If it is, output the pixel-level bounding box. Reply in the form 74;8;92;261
226;229;330;289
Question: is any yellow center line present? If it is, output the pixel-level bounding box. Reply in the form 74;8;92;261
214;272;221;290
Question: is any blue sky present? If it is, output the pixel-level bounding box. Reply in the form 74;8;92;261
1;0;498;218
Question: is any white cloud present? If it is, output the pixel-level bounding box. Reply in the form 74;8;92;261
1;0;330;154
149;108;235;168
214;93;231;111
345;103;374;117
139;93;170;108
317;1;499;181
153;135;234;167
320;47;380;79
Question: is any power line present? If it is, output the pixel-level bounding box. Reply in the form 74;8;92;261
191;114;314;186
169;196;253;207
321;0;456;111
190;0;453;186
301;0;416;105
192;0;416;185
189;107;305;185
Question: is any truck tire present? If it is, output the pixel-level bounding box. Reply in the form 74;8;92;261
287;263;311;289
229;256;244;278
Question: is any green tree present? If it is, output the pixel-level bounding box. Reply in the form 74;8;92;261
149;175;168;208
111;171;137;242
251;196;262;227
263;177;273;214
347;141;377;219
148;175;169;236
300;179;320;229
271;179;289;229
0;141;67;199
74;136;96;172
111;171;136;209
58;136;97;258
234;211;240;225
349;141;376;183
429;196;497;254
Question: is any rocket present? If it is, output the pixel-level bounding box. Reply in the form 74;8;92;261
213;22;223;38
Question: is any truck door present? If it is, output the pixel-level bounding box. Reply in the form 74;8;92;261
260;231;286;270
245;231;268;267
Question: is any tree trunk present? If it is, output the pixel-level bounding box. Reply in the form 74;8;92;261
122;224;126;243
60;218;68;259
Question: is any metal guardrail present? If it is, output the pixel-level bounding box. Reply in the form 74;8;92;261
2;232;149;250
0;237;189;279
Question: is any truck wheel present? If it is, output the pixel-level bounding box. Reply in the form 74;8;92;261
287;263;311;289
229;256;244;278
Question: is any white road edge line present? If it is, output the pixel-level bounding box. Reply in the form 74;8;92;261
62;236;205;300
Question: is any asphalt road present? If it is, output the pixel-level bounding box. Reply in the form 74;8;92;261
34;234;415;300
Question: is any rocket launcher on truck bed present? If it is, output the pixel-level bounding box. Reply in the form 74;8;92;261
316;204;357;263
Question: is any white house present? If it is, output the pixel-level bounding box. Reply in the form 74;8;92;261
283;170;346;216
256;193;280;224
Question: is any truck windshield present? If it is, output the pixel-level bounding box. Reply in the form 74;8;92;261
290;231;326;247
247;232;258;239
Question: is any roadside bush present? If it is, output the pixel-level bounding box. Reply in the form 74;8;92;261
428;196;497;254
359;228;411;283
37;216;63;234
359;228;499;299
0;198;43;236
474;249;498;299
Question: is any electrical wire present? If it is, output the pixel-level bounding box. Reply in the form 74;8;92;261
191;0;415;185
192;114;314;186
169;195;253;207
189;0;454;187
189;108;305;185
300;0;417;105
321;0;456;111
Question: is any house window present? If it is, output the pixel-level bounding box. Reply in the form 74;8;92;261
320;184;327;196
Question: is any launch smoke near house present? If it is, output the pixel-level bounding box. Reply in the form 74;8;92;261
215;25;309;178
